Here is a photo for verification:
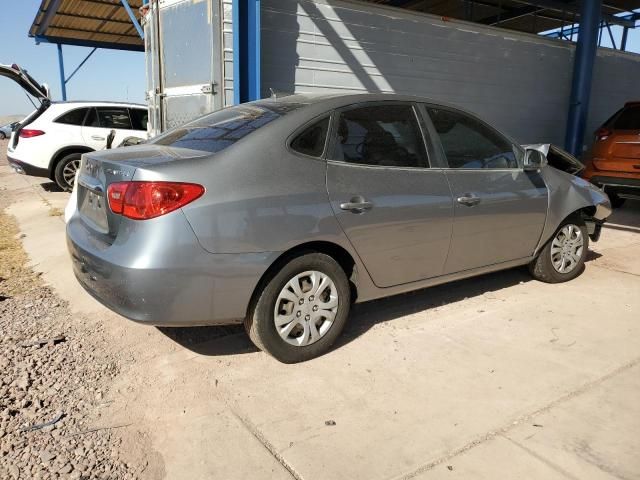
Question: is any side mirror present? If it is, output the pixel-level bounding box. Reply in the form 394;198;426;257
524;148;547;171
106;129;116;150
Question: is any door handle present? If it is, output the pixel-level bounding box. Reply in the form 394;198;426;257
340;196;373;213
91;135;106;141
456;194;481;207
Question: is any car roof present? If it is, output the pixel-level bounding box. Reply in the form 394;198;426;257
50;100;146;108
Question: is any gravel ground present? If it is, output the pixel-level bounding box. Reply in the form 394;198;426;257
0;189;146;478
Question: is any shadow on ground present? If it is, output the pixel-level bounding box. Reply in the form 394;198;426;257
159;266;541;357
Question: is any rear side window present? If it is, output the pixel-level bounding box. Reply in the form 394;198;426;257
129;108;148;131
290;117;329;157
329;104;428;168
55;108;88;126
612;106;640;130
151;101;304;153
97;107;132;129
427;108;521;169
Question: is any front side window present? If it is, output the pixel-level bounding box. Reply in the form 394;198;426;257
55;108;89;126
427;108;521;169
290;117;330;157
97;107;132;130
329;104;428;168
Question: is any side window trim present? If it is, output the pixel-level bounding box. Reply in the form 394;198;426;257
286;113;333;160
423;103;524;171
326;101;433;170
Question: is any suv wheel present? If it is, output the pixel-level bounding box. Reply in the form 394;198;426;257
54;153;82;192
245;253;351;363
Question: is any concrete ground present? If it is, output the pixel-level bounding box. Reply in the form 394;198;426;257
2;139;639;479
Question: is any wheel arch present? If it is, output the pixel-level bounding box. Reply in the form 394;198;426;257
48;145;94;180
246;240;359;319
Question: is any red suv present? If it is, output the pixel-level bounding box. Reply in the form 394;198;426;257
583;101;640;207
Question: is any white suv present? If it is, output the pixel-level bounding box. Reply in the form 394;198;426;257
1;64;148;191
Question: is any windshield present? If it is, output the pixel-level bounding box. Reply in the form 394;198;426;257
150;101;305;154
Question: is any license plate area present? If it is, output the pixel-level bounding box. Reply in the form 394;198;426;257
79;186;109;233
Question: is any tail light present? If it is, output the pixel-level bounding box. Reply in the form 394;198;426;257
19;129;45;138
594;128;611;142
107;181;204;220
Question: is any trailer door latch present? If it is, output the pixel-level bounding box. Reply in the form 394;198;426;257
202;83;217;95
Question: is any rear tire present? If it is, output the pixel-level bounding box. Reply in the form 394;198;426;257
245;253;351;363
0;132;6;140
54;153;82;192
529;217;589;283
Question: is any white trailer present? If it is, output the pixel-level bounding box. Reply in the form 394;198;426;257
142;0;640;149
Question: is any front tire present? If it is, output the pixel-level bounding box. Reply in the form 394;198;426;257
529;217;589;283
245;253;351;363
54;153;81;192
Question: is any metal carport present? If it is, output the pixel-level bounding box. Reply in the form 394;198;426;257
28;0;146;101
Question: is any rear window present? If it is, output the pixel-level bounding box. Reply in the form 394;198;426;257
55;108;89;126
612;106;640;130
150;101;304;153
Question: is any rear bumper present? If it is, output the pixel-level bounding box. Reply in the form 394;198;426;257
66;213;278;326
7;156;49;178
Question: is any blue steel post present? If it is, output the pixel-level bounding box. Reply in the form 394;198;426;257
564;1;601;156
121;0;145;39
233;0;261;104
57;43;67;101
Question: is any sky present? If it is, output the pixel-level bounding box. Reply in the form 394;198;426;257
0;2;638;117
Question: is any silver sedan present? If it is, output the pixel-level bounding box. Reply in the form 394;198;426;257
66;93;611;362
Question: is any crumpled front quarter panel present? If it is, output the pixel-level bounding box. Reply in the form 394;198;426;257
536;166;611;252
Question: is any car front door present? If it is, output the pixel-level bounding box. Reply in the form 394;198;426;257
326;102;454;288
424;106;548;274
81;107;139;150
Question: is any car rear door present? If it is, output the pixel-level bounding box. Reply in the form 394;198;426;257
81;107;137;149
424;106;548;274
326;102;454;288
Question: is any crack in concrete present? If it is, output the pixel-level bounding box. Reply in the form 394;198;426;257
388;357;640;480
229;408;305;480
503;435;580;480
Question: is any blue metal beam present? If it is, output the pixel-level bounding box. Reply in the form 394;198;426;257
65;47;98;84
120;0;144;39
233;0;261;104
34;34;144;52
564;1;601;156
57;44;67;101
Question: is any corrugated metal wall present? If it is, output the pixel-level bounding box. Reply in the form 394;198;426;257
260;0;640;148
222;0;235;107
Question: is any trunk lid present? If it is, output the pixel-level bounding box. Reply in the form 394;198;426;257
76;145;203;239
599;131;640;173
0;64;50;101
0;64;52;149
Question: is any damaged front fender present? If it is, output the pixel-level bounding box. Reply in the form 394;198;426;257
535;167;612;254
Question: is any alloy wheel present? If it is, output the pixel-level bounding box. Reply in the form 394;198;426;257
62;159;80;189
550;224;584;274
273;270;339;347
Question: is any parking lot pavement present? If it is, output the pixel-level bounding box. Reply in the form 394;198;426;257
2;140;639;479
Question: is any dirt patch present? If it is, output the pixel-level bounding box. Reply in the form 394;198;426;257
0;202;163;479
